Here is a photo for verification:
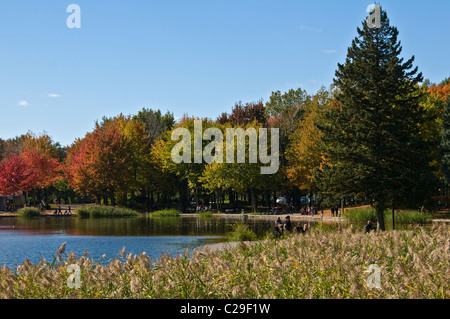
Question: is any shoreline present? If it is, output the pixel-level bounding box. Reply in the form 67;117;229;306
1;210;448;223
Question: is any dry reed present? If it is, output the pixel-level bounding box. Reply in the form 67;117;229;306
0;224;448;299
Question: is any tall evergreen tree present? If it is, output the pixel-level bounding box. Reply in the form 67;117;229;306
318;6;435;230
441;97;450;185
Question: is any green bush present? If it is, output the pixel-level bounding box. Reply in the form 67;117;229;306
16;207;41;217
198;210;213;217
76;206;139;218
150;209;181;217
385;210;432;224
343;207;377;222
343;207;432;224
225;222;257;242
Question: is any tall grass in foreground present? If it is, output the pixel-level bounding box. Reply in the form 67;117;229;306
76;206;139;218
1;224;448;299
343;207;432;224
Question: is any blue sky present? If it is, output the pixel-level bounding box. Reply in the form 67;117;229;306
0;0;449;147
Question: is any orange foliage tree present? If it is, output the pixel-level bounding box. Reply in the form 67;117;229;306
65;121;137;205
21;148;61;190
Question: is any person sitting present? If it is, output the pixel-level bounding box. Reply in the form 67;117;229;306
272;226;282;238
302;224;308;233
275;217;283;228
363;220;374;233
284;216;292;232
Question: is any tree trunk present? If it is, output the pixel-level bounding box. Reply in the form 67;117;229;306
392;206;395;230
251;187;256;213
445;185;450;209
265;189;270;211
376;202;386;231
110;189;116;206
195;185;199;209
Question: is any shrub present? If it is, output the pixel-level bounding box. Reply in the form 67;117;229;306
225;222;258;242
343;207;377;223
385;210;432;224
198;211;213;217
76;206;139;218
343;207;432;224
150;209;181;217
16;207;41;217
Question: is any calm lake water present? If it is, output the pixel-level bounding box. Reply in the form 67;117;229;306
0;215;276;269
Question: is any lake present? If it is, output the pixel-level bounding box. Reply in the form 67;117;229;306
0;214;276;269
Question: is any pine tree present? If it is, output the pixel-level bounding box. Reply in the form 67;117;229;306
441;97;450;185
318;6;435;230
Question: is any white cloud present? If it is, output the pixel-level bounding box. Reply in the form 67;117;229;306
324;49;338;54
48;93;61;98
18;100;30;107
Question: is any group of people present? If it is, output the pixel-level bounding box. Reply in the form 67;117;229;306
272;216;308;238
330;206;341;217
267;205;317;216
196;205;211;212
53;205;72;215
299;206;318;216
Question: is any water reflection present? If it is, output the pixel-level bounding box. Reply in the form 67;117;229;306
0;215;273;237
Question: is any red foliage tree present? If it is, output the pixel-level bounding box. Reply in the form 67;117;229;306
227;101;267;126
0;154;37;196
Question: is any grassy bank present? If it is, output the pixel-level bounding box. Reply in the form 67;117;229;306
1;224;447;299
76;206;139;218
343;207;432;224
16;207;41;217
150;209;181;217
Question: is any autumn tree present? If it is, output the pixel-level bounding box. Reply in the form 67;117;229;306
219;101;267;127
20;148;62;204
200;120;280;212
0;154;37;208
156;117;214;210
286;88;332;202
22;132;65;160
65;122;135;205
265;88;311;177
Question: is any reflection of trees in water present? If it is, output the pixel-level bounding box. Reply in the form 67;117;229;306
5;216;275;237
3;215;366;238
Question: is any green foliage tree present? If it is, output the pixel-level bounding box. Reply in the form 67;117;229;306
318;7;436;230
265;88;309;118
286;88;332;200
132;108;175;145
441;97;450;185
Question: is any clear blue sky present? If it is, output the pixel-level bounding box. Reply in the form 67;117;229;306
1;0;449;147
